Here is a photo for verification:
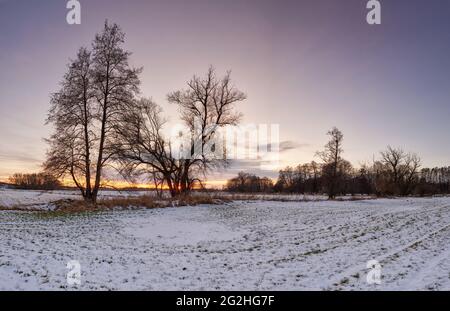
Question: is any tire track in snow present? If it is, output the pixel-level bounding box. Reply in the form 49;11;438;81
327;221;450;290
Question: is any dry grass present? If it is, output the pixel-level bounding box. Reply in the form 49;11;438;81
206;193;316;202
204;193;378;202
169;194;231;207
2;192;379;216
25;194;227;216
0;204;50;212
97;196;163;209
0;205;12;211
333;195;378;201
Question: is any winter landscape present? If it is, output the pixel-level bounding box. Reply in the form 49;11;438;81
1;1;450;294
1;189;450;291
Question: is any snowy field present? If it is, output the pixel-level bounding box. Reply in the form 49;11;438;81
0;189;152;210
0;188;366;210
0;191;450;290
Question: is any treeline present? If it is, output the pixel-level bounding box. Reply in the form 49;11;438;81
8;173;62;190
226;128;450;197
226;172;274;193
227;162;450;197
272;163;450;196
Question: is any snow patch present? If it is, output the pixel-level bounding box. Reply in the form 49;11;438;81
125;217;243;246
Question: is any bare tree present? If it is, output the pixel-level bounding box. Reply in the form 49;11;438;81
113;98;183;197
380;146;421;195
113;67;246;197
402;153;421;195
167;66;246;194
44;47;95;200
226;172;273;193
90;21;142;202
317;127;345;199
44;21;142;203
9;173;61;190
380;146;404;188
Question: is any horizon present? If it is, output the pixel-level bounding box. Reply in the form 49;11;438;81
2;0;450;186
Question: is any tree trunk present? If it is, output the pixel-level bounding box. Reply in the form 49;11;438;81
92;67;110;204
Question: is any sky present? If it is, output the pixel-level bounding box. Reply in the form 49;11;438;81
1;0;450;184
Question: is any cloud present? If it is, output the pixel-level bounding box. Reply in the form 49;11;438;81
0;152;42;164
280;140;309;152
214;159;280;178
260;140;310;153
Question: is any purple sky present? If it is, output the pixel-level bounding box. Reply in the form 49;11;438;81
1;0;450;182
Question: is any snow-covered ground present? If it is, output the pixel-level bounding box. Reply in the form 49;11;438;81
0;188;372;210
1;194;449;290
0;189;153;210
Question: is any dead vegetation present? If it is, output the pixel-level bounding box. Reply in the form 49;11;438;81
0;205;11;211
1;191;380;216
11;194;230;216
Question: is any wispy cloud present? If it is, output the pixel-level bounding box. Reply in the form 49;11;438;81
259;140;310;153
0;152;42;164
279;141;310;152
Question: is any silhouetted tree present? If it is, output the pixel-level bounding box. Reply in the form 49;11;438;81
114;68;246;197
167;66;246;194
226;172;273;193
9;173;61;190
44;47;95;199
380;146;421;195
44;21;142;203
317;127;346;199
112;98;183;197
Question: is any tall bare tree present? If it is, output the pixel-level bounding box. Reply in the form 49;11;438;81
167;66;246;193
45;21;142;203
44;47;95;199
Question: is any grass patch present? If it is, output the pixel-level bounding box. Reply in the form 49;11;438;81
25;194;227;216
0;205;45;212
333;195;378;202
206;193;322;202
171;194;230;206
32;199;101;219
97;196;163;209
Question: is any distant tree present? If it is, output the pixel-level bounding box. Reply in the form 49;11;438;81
308;161;321;193
273;161;323;194
417;166;450;195
354;164;374;195
321;159;353;196
274;166;297;193
226;172;273;193
316;127;346;199
380;146;421;195
9;173;61;190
